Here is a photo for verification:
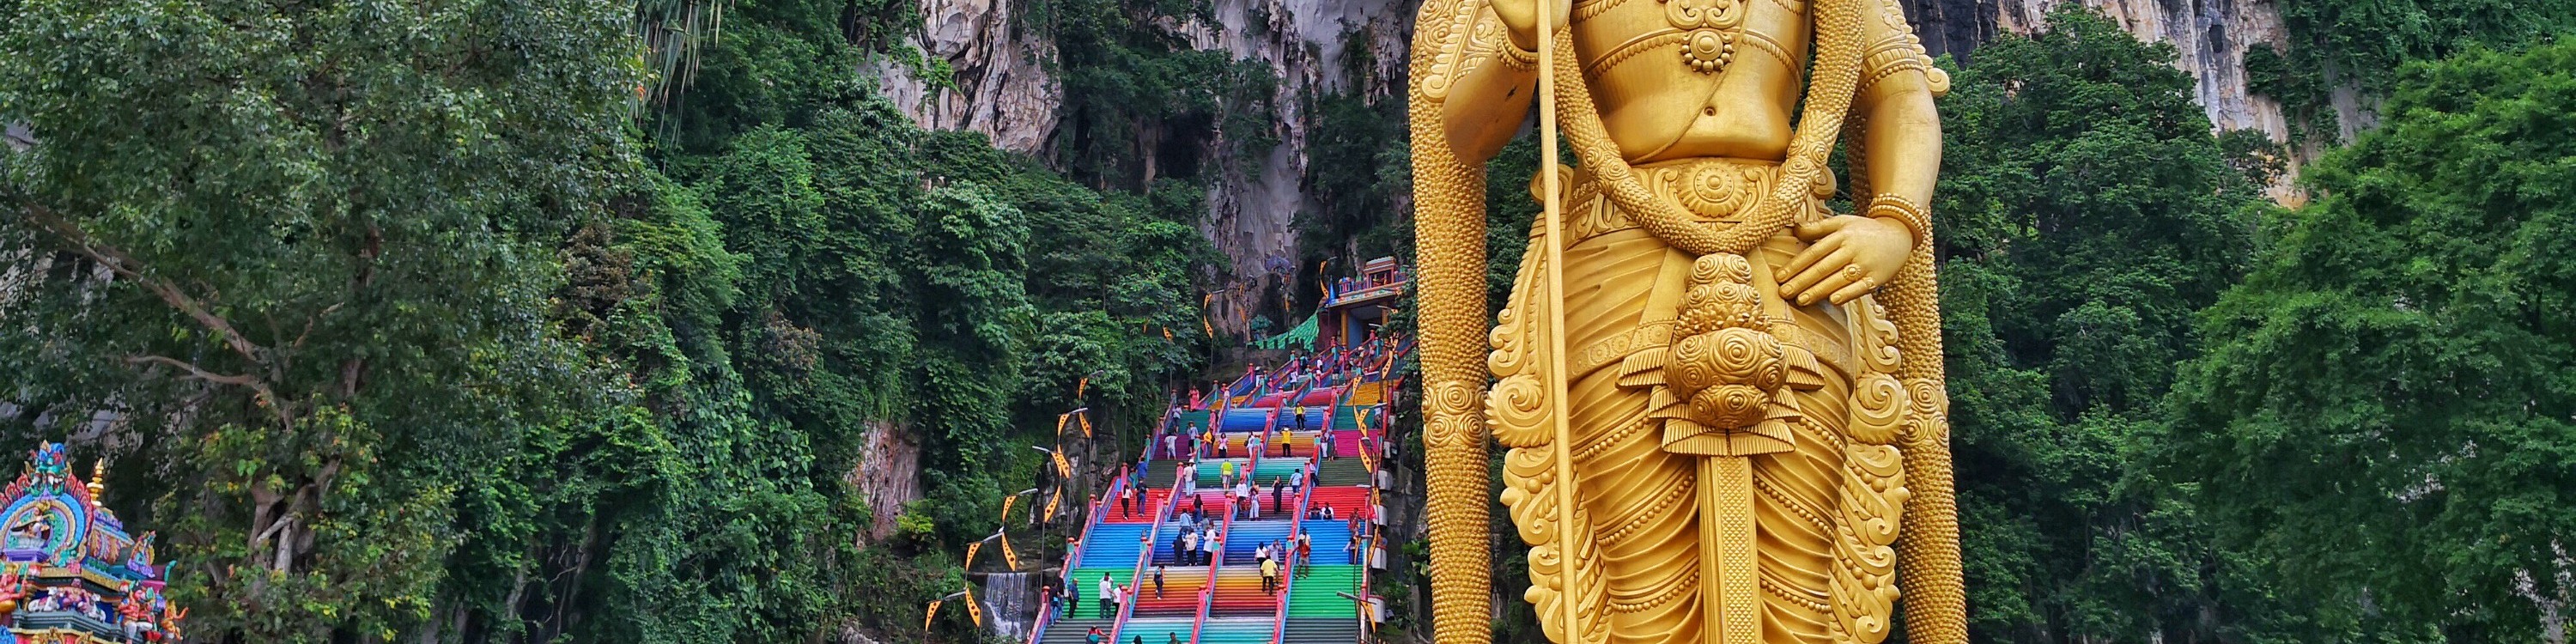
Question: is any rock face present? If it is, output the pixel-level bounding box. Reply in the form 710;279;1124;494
1186;0;1417;336
850;420;922;543
871;0;1065;155
1908;0;2362;197
1909;0;2294;139
872;0;2331;307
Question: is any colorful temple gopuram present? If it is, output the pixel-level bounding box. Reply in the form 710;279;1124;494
0;443;184;644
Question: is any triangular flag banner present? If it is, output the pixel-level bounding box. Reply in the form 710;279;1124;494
1044;487;1063;518
1055;413;1071;435
1077;413;1093;437
963;541;981;571
963;586;985;627
1053;451;1072;479
925;600;942;631
1000;534;1020;570
1077;376;1090;398
999;495;1018;523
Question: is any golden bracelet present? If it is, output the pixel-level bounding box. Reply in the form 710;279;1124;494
1866;193;1931;245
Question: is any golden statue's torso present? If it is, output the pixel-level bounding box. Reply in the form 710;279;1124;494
1573;0;1808;162
1404;0;1966;640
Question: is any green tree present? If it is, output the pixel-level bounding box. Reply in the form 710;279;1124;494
1930;7;2332;642
2166;39;2576;642
0;0;638;640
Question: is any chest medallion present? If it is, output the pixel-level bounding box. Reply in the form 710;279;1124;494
1665;0;1747;73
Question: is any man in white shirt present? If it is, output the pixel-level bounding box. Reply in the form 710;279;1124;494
1097;574;1115;618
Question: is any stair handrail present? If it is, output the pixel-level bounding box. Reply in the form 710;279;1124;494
1035;465;1129;644
1192;492;1239;644
1272;459;1317;644
1108;464;1181;644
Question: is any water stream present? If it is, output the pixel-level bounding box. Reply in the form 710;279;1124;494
982;571;1041;641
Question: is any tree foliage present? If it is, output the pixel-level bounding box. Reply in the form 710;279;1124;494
1928;8;2331;642
0;0;1218;641
2165;39;2576;642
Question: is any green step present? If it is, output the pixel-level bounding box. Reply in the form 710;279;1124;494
1315;459;1369;487
1066;568;1137;609
1285;566;1364;618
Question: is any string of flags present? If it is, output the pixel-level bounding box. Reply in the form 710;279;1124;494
933;372;1100;633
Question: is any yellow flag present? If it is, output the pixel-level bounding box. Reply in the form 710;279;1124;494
1055;413;1071;435
963;586;985;627
925;600;942;630
1044;488;1063;517
964;541;981;570
1001;535;1020;570
999;495;1018;523
1053;451;1072;479
1077;413;1093;437
1077;376;1091;398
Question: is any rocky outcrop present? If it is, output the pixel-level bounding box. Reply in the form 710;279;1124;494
871;0;1064;155
2035;0;2293;138
1188;0;1417;335
850;420;922;543
870;0;2339;300
1908;0;2367;197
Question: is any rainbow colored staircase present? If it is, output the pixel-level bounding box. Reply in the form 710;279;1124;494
1036;337;1400;644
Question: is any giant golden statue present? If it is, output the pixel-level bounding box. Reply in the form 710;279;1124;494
1405;0;1965;638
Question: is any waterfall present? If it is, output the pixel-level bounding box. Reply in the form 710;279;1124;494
983;571;1042;641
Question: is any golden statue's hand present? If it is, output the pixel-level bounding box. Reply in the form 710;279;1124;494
1781;215;1913;306
1488;0;1571;50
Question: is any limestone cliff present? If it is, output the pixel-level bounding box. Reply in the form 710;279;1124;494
1186;0;1417;335
870;0;1065;155
870;0;2333;320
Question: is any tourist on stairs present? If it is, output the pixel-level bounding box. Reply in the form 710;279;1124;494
1261;554;1280;594
1154;564;1166;598
1097;574;1114;618
1297;532;1312;578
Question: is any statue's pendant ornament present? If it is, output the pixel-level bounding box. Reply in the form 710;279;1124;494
1664;0;1745;73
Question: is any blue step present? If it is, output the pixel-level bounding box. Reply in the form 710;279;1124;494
1080;524;1151;568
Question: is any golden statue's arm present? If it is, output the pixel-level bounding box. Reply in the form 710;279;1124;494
1407;0;1504;641
1853;0;1947;208
1850;3;1967;641
1426;0;1540;163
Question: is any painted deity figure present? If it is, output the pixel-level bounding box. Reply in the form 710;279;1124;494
1405;0;1966;639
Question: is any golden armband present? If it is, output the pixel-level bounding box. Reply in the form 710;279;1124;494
1862;0;1950;97
1492;36;1540;71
